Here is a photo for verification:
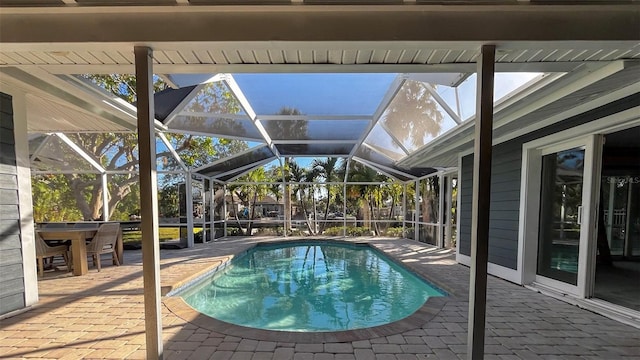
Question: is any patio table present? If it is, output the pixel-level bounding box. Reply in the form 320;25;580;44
37;227;124;276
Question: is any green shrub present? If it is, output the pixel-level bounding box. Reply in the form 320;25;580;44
256;227;284;236
321;226;373;236
287;229;306;236
404;227;415;240
346;226;371;236
323;226;344;236
383;227;404;238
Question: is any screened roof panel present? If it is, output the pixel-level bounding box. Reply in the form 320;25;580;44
155;136;182;171
385;102;459;153
232;73;398;115
28;134;48;156
262;119;370;141
197;145;274;177
406;73;468;87
154;85;197;122
276;143;354;156
31;135;97;172
169;115;263;140
352;158;413;182
181;81;247;116
363;123;406;160
380;79;453;153
355;147;400;171
355;146;434;178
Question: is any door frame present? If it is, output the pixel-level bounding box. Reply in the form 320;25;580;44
519;107;640;299
521;135;599;297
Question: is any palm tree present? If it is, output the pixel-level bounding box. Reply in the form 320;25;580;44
287;159;316;234
382;80;444;150
304;166;321;235
347;162;382;235
226;183;244;234
312;157;342;233
244;167;269;235
385;181;404;222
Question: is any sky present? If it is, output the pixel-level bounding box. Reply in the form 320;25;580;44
155;72;545;177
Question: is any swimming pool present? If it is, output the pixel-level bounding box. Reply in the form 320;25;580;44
178;241;445;332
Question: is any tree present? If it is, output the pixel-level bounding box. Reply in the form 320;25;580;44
286;159;316;235
32;74;247;221
382;80;444;150
312;157;342;233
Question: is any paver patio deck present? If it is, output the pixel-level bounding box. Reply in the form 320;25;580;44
1;237;639;359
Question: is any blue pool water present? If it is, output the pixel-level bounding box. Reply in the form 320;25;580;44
179;242;445;332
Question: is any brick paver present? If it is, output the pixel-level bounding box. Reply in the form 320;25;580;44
0;236;639;359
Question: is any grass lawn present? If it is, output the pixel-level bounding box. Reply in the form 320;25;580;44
122;227;204;244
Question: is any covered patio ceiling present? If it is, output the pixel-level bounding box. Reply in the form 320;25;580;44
2;3;639;360
1;4;638;183
0;5;640;181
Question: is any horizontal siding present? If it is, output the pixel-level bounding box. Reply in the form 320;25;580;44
0;173;17;189
0;219;20;236
0;278;25;298
0;163;17;175
0;263;24;282
459;155;473;256
0;92;24;316
459;138;522;269
0;204;19;220
0;248;22;266
0;293;25;315
0;189;18;205
458;93;640;271
0;235;20;250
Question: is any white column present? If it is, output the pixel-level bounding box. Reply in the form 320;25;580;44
438;173;445;248
12;90;38;307
415;179;420;241
209;178;215;241
445;175;455;249
402;183;407;237
606;178;615;246
467;44;495;360
134;46;163;360
223;184;228;237
186;174;194;247
101;173;109;221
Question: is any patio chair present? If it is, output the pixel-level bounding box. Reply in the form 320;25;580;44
86;223;121;272
35;234;70;277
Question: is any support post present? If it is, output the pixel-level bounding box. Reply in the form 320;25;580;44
467;44;495;360
438;172;445;248
223;184;228;237
135;46;163;360
210;178;215;241
281;159;288;237
403;183;407;237
101;173;109;221
445;174;455;249
415;179;420;242
186;174;194;247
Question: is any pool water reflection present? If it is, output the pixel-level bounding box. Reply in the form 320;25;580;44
180;241;445;332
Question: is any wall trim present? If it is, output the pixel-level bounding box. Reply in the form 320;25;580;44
1;86;39;307
457;253;521;284
518;107;640;293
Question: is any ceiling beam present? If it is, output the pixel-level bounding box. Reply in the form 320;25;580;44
0;67;137;131
1;6;638;43
4;61;632;75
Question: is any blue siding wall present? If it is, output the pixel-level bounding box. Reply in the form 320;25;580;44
0;92;26;315
459;93;640;270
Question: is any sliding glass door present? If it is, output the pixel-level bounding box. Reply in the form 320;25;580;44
537;147;586;285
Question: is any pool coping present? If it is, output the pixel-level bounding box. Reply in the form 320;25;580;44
163;238;461;343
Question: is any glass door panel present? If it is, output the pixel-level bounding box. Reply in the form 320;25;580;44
601;176;630;256
537;147;586;286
